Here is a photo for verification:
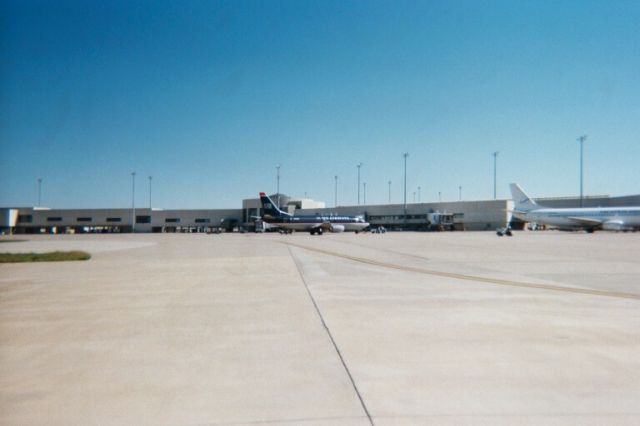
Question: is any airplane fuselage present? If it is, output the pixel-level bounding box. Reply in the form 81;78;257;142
515;207;640;230
263;214;369;232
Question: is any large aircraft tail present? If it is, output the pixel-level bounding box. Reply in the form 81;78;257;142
259;192;292;218
510;183;539;212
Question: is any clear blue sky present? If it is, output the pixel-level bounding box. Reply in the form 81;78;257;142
1;0;639;208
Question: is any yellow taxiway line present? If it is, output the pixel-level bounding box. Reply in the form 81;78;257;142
284;241;640;301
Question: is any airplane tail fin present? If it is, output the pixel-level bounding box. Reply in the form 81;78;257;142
259;192;291;218
509;183;539;212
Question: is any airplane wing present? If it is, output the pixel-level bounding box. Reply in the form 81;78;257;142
320;221;345;232
567;216;603;226
320;222;336;231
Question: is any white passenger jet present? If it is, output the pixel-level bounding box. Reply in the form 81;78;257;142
510;183;640;232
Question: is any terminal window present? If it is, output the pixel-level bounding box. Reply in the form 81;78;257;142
47;217;62;222
136;215;151;224
165;218;180;223
106;217;122;222
18;215;33;223
77;217;92;222
195;218;210;223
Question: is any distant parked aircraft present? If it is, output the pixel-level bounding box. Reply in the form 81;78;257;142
259;192;369;235
510;183;640;232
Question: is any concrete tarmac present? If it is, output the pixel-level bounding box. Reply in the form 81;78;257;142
1;232;639;425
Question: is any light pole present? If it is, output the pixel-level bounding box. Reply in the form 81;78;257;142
403;153;409;225
37;178;42;207
131;172;136;233
418;186;421;203
388;180;392;204
148;176;152;209
578;135;587;207
334;175;338;207
459;185;462;201
276;164;281;207
492;151;499;199
363;182;367;205
357;162;363;205
439;191;442;203
413;191;416;203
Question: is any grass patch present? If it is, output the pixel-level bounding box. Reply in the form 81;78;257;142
0;251;91;263
0;239;27;243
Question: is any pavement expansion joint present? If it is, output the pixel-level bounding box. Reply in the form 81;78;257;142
287;245;376;426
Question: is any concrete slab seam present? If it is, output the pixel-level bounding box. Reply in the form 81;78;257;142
287;245;375;426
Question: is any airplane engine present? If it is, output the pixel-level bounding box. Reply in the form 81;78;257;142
330;224;345;233
603;220;628;231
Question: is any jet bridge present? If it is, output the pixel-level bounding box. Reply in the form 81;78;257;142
427;212;454;231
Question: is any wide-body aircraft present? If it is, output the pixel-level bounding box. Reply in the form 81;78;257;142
510;183;640;232
259;193;369;234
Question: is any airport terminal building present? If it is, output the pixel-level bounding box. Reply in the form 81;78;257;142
2;193;639;234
